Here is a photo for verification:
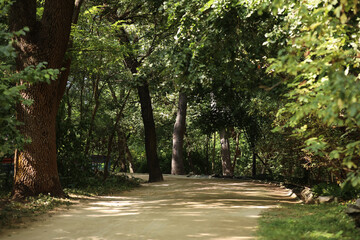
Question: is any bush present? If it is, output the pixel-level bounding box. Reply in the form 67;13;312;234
312;182;360;200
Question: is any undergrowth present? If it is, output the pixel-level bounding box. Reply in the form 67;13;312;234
0;194;69;231
258;203;360;240
63;174;142;196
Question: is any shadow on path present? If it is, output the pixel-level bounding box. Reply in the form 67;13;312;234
1;174;298;240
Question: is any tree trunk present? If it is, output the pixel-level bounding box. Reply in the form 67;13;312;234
65;83;73;122
220;128;233;177
256;153;273;176
84;77;102;156
125;142;135;173
120;27;163;182
232;132;241;174
10;0;76;199
171;91;187;175
212;132;216;174
205;135;210;175
252;150;256;178
103;90;131;179
112;131;125;172
137;82;163;182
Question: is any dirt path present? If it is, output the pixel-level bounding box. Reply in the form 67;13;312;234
2;174;297;240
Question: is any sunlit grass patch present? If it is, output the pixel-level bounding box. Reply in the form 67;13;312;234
258;203;360;240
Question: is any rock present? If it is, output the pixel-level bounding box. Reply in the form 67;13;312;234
301;187;315;204
346;201;360;228
346;205;360;214
317;196;334;204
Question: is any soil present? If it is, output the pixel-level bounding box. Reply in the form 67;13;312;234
1;174;298;240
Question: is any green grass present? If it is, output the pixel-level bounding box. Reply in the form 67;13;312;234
258;203;360;240
63;174;142;196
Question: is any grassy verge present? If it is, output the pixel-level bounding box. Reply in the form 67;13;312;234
63;174;142;196
257;203;360;240
0;174;141;231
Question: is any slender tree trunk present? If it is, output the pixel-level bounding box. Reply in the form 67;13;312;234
84;77;102;156
125;143;134;173
220;128;233;177
232;132;241;174
112;131;125;172
121;28;163;181
205;135;210;175
84;99;99;155
65;83;73;124
137;82;163;182
212;132;216;173
103;90;131;179
115;129;134;173
256;153;273;176
187;150;195;174
10;0;77;199
171;91;187;175
252;148;256;178
79;75;85;124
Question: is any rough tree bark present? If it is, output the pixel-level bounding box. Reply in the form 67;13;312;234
10;0;79;199
171;91;187;175
220;128;233;177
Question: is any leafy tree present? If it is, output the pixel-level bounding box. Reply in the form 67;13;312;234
266;0;360;187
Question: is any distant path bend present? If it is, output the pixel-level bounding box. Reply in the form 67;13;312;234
2;174;297;240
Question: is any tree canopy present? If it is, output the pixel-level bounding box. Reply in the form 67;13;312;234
0;0;359;198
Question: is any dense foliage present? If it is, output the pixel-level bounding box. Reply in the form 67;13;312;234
0;0;359;197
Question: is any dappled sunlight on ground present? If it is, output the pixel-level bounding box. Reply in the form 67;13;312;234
1;174;297;240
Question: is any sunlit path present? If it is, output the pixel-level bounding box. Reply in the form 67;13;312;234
1;174;297;240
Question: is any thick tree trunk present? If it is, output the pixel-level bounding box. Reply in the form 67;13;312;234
10;0;76;199
14;85;65;198
137;82;163;182
220;128;233;177
171;91;187;175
